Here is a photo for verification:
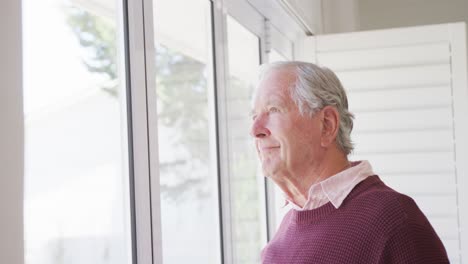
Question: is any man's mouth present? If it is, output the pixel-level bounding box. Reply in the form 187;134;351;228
261;146;280;151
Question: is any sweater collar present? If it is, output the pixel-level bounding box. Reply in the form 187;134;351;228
289;176;383;224
285;160;375;210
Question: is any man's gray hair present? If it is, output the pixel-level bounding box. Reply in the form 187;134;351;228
258;61;354;155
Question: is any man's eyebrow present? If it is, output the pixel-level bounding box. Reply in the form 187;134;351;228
249;94;287;116
265;95;288;107
268;97;286;105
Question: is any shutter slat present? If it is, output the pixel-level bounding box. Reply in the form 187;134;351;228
347;85;451;112
317;43;450;71
380;173;456;195
353;107;453;132
351;152;455;174
315;24;449;52
353;130;453;154
337;64;451;91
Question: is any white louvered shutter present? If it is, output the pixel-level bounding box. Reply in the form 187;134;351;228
295;23;468;263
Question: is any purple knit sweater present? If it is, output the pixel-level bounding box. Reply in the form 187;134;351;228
262;176;449;264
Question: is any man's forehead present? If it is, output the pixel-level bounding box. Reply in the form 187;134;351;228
253;85;287;106
251;67;296;109
252;85;293;111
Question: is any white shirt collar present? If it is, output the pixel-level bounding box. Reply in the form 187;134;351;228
285;160;375;211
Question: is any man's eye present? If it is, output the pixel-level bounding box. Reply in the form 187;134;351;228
251;114;257;121
269;107;279;113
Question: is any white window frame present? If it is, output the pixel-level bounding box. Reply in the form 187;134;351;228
212;2;267;263
125;0;162;263
266;20;294;61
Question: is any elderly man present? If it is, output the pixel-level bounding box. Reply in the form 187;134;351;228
250;61;449;264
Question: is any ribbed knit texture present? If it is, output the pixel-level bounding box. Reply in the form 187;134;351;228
262;176;449;264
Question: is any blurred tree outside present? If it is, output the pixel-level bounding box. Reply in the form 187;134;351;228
66;7;118;96
66;6;210;203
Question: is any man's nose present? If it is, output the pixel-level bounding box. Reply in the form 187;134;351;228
250;115;270;138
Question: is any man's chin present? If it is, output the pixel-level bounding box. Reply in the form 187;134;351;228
261;165;280;179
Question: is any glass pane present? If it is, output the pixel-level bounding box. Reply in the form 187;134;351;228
152;0;221;263
269;49;288;62
226;16;265;264
22;1;132;264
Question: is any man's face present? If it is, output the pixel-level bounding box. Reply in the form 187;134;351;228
250;69;325;181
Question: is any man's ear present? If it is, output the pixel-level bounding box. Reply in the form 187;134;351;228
321;106;340;147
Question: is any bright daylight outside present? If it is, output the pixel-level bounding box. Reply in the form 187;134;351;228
23;0;132;263
152;0;221;263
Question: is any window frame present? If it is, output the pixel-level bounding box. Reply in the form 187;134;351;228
214;6;267;264
124;0;163;263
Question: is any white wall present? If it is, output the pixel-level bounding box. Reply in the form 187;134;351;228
0;1;24;264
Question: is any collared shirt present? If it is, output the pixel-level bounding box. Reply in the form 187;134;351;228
285;160;375;211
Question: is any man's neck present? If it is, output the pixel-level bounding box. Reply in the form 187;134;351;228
281;149;349;208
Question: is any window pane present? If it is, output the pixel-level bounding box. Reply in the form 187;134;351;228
22;1;132;264
152;0;221;263
226;16;265;264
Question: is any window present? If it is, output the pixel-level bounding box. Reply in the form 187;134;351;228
152;0;221;263
225;15;266;264
22;0;132;264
